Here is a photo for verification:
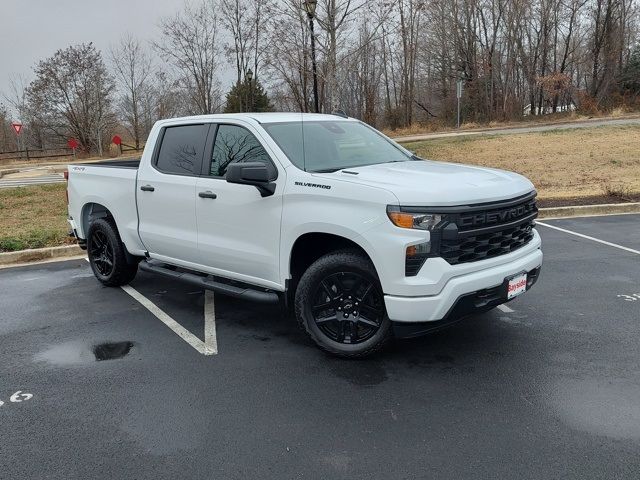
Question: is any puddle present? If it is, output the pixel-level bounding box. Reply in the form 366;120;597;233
93;342;135;361
35;341;94;366
550;378;640;440
35;340;135;366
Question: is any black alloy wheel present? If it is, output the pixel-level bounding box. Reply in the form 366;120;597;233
89;230;115;277
311;271;385;345
87;217;139;287
295;250;393;357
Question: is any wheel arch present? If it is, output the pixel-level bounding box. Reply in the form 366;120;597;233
288;232;379;290
83;204;141;265
81;202;116;239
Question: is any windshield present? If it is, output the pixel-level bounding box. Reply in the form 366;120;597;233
262;120;413;172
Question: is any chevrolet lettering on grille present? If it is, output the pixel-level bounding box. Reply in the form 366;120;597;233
458;201;536;229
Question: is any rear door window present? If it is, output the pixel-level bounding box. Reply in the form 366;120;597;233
155;124;208;175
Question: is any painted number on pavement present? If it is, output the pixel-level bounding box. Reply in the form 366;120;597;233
617;293;640;302
0;391;33;407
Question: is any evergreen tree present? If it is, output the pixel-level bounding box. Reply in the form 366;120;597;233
620;45;640;94
224;79;273;113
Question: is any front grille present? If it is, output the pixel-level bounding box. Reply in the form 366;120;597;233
433;192;538;266
440;221;534;264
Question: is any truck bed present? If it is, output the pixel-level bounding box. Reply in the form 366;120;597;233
67;160;144;253
77;158;141;169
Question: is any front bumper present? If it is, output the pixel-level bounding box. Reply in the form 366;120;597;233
384;244;542;324
392;265;541;338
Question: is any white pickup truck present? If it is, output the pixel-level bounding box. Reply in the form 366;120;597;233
67;113;542;357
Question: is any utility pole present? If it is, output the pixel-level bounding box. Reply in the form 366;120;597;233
304;0;320;113
456;79;463;129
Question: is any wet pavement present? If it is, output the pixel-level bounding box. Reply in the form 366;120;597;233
1;214;639;479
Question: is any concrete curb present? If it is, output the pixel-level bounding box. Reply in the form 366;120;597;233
539;202;640;219
0;245;84;267
0;168;20;178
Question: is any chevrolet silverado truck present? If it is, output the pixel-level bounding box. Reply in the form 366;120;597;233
67;113;542;357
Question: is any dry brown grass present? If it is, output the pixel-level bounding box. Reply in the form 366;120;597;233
0;183;74;252
406;125;640;201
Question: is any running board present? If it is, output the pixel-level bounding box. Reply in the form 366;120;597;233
139;260;280;304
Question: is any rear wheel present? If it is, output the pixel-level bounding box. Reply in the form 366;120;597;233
87;218;138;287
295;250;392;358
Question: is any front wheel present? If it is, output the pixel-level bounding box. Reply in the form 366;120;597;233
87;218;138;287
295;250;392;358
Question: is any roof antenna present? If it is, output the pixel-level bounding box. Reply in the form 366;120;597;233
332;109;348;118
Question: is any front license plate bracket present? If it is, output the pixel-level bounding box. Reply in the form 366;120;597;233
505;271;528;300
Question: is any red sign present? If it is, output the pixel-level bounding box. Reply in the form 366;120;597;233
112;135;122;146
11;122;23;135
68;138;79;150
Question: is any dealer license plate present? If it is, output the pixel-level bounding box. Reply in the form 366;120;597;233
506;273;528;299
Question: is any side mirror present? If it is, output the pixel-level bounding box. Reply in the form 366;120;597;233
226;162;276;197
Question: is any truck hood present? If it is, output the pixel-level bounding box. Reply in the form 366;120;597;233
321;160;536;206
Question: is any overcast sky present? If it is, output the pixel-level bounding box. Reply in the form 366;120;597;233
0;0;201;110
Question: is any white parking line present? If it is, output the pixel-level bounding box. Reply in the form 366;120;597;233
536;222;640;255
83;258;217;355
121;285;216;355
497;304;514;313
204;291;218;355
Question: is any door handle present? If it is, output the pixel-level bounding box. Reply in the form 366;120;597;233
140;185;155;192
198;191;217;199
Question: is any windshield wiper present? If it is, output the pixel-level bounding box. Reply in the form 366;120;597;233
311;168;342;173
312;158;415;173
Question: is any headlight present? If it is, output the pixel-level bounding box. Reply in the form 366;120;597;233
386;206;443;231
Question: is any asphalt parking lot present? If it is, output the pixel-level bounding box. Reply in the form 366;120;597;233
1;214;639;479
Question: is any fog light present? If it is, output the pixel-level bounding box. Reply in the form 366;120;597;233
406;242;430;276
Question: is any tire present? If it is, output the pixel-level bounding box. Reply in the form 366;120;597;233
87;218;138;287
295;249;392;358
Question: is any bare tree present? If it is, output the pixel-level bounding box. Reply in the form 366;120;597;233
155;0;223;114
315;0;367;112
2;75;29;151
111;35;154;149
25;43;115;154
152;70;185;120
265;0;314;111
221;0;271;81
222;0;254;83
0;103;17;152
589;0;630;104
335;18;384;124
